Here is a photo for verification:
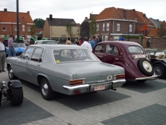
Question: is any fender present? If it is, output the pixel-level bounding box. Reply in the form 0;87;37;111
8;80;22;89
153;60;166;67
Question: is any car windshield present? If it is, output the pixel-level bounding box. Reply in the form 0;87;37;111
53;49;100;63
42;40;57;44
14;43;26;47
128;46;144;54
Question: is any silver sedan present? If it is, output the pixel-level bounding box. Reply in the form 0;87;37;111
6;44;126;100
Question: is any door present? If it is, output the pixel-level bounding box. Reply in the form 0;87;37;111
26;47;44;85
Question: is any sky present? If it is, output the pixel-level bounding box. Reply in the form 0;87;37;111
0;0;166;24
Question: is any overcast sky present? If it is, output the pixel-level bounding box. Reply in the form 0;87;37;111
1;0;165;24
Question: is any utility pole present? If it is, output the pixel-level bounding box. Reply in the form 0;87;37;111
16;0;19;42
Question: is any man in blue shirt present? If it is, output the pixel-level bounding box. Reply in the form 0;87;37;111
90;36;97;49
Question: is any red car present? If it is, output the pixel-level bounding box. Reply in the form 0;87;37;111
93;41;157;82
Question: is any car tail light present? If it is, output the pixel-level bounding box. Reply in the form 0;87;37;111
116;74;125;79
69;79;83;85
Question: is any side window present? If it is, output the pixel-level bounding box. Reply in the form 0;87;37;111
22;47;35;60
31;48;44;62
112;47;119;56
94;45;105;54
106;45;114;54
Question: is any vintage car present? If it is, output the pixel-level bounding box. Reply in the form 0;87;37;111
145;48;166;78
6;44;126;100
6;43;26;56
93;41;157;82
0;80;23;106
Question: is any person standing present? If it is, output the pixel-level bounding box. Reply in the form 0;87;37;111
8;35;16;56
81;37;92;51
0;36;6;72
90;36;97;50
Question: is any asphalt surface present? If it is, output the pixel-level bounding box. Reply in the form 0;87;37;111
0;70;166;125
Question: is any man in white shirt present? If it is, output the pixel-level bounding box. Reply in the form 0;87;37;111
81;37;92;51
0;36;6;72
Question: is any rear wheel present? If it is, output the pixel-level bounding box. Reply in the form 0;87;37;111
8;87;23;106
40;78;55;100
154;64;166;78
8;66;17;80
137;58;153;76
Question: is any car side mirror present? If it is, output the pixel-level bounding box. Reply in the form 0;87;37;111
39;58;42;62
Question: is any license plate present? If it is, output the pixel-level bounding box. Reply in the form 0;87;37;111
94;85;105;91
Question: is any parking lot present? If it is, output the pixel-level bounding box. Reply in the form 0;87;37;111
0;71;166;125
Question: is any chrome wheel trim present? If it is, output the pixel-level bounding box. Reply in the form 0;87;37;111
143;61;152;73
9;69;13;79
154;66;162;76
42;82;49;96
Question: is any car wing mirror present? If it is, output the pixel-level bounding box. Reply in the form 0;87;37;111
39;58;42;62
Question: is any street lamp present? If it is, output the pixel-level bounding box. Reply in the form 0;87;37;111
16;0;19;43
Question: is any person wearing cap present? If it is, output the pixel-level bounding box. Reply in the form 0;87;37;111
0;36;6;72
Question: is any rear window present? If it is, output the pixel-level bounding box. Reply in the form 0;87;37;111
128;46;144;54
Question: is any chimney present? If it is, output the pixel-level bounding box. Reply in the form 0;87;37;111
4;8;7;12
84;17;88;21
49;14;53;20
27;11;30;14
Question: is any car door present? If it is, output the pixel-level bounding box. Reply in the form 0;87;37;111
26;47;44;85
93;44;107;62
15;47;35;80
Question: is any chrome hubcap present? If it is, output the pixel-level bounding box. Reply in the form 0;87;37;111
42;83;48;96
143;61;152;72
9;69;13;78
154;67;162;76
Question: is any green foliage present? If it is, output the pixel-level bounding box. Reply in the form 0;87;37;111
157;24;166;37
122;35;140;39
34;18;45;29
66;22;72;38
90;17;97;37
30;25;36;37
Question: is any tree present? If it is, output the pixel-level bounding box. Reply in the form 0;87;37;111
66;22;72;38
89;17;97;37
157;24;166;37
34;18;45;29
29;25;36;37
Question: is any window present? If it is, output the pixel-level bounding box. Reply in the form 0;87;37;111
22;47;35;60
96;24;99;31
105;36;108;41
28;27;30;32
129;24;132;32
2;26;6;31
31;48;43;62
117;24;120;31
94;45;105;54
106;23;109;31
128;46;143;54
103;23;105;31
112;47;119;55
22;25;25;32
15;26;17;31
106;45;114;54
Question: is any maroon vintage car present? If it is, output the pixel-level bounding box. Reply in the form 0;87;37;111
93;41;157;82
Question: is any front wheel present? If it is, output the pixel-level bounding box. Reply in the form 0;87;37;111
154;64;166;78
8;66;17;80
40;78;55;100
8;87;23;106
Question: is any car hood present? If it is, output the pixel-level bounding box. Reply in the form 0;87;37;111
59;61;124;83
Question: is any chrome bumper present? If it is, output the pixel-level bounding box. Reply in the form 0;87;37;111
135;74;158;80
63;79;126;94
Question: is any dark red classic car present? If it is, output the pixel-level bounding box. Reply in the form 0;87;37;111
93;41;157;82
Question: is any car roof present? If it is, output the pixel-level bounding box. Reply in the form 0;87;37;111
98;41;141;46
29;44;82;49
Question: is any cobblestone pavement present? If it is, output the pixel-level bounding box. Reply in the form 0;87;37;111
0;71;166;125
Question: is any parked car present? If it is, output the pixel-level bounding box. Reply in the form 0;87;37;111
6;43;26;56
93;41;157;82
6;44;126;100
0;80;23;106
35;40;57;44
145;48;166;78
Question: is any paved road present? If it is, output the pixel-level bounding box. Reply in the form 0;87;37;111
0;71;166;125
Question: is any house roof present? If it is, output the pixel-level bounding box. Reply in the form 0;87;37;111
148;28;159;37
47;18;77;26
0;9;33;23
96;7;153;25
